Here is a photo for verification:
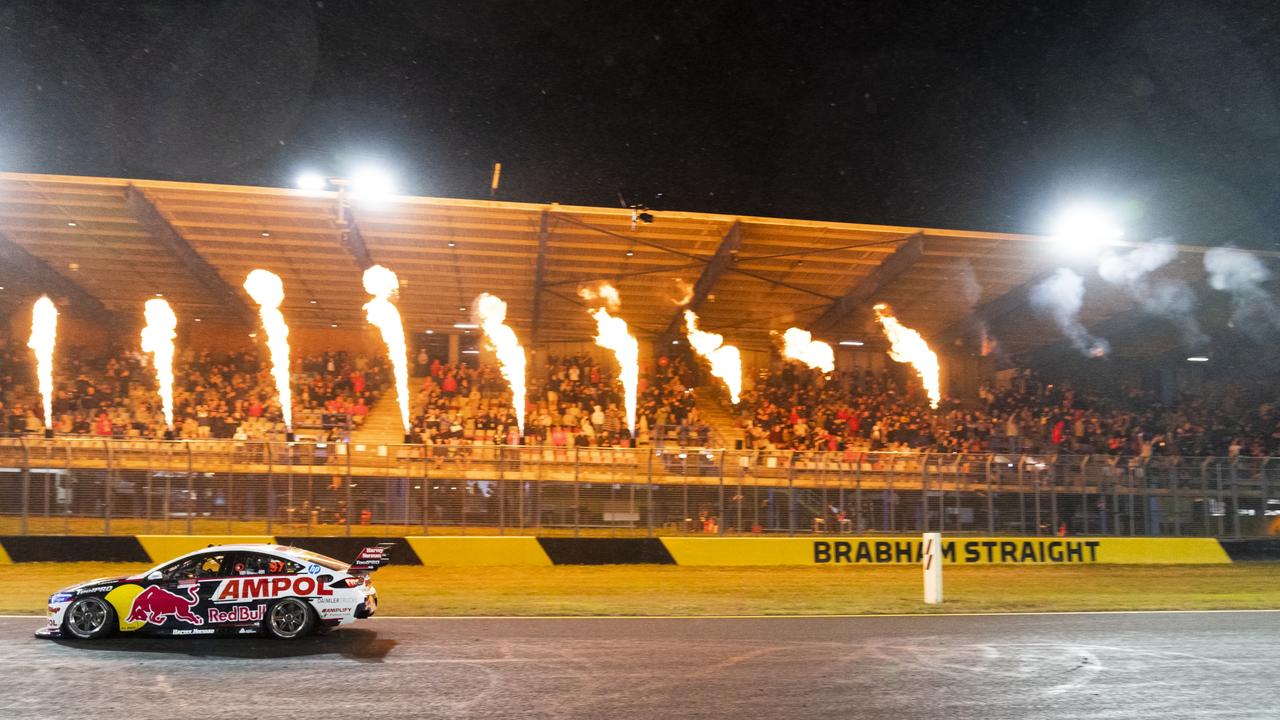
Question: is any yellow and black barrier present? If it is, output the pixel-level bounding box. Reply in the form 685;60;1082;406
0;535;1270;566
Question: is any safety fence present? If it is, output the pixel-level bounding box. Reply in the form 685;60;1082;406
0;437;1276;537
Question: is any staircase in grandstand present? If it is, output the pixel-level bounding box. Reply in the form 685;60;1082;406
691;386;745;449
350;392;412;447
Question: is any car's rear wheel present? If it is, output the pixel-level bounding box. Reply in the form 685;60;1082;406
265;598;314;640
63;596;115;640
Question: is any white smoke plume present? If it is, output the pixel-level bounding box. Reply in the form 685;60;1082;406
1204;247;1278;337
1030;268;1109;357
1098;241;1206;347
671;278;694;307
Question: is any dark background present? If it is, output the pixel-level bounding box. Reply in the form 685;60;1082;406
1;0;1277;247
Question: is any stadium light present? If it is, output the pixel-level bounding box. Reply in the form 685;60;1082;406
349;166;396;202
1048;202;1123;257
296;172;328;192
1187;356;1209;362
839;340;864;346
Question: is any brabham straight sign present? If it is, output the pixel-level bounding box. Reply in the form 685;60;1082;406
814;539;1102;564
658;537;1233;565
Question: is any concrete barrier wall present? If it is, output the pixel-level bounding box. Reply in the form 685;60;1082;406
0;535;1263;565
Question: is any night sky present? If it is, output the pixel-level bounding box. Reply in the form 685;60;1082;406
2;1;1278;248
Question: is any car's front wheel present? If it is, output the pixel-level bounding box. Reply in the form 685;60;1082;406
63;596;115;640
264;598;314;640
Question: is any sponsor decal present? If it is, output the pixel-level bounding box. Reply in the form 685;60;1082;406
207;604;266;624
76;585;115;595
127;585;203;625
813;539;1102;565
49;592;74;604
171;628;215;635
238;627;258;635
319;606;354;617
212;575;334;603
307;564;322;575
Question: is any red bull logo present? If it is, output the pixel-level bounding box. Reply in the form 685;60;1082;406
207;604;265;624
127;585;203;626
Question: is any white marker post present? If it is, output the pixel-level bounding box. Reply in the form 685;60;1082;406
922;532;943;604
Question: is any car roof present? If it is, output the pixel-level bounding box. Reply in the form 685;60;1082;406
159;543;309;564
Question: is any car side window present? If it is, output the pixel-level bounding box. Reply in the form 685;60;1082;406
162;553;228;580
230;552;304;576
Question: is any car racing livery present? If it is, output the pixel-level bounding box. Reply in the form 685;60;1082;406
37;542;391;640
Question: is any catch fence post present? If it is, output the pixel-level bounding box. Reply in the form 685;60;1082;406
787;451;795;537
19;438;29;536
718;450;726;536
103;439;113;536
573;446;580;537
646;448;654;538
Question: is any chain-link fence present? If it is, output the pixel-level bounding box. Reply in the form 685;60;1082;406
0;437;1274;537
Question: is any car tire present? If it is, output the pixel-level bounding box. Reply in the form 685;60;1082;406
264;598;315;640
63;596;116;640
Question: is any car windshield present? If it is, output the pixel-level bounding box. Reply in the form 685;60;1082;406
288;549;349;571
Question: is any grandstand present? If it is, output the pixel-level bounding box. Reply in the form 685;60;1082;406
1;171;1278;539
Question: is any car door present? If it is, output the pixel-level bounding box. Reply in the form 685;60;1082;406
135;551;229;631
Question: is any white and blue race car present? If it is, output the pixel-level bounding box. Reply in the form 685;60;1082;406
37;543;391;640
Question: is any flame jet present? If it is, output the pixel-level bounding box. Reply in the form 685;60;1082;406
140;298;178;430
683;310;742;404
778;327;834;373
362;265;411;435
874;303;941;409
243;270;293;432
27;296;58;430
473;292;527;436
579;283;639;434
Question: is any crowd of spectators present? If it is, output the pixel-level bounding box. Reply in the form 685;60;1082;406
6;333;1280;460
0;343;387;441
410;353;705;452
740;363;1280;459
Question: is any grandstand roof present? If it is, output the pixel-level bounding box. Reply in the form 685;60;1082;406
0;171;1261;357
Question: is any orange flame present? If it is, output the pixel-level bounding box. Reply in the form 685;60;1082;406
27;296;58;429
140;298;178;430
683;310;742;404
474;292;527;436
579;283;638;434
243;269;293;431
362;265;411;435
874;303;941;409
778;327;834;373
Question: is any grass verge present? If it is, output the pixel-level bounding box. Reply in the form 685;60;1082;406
3;563;1279;617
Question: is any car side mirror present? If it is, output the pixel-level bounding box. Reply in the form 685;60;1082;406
146;571;163;581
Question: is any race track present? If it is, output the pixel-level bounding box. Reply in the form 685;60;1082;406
1;611;1277;719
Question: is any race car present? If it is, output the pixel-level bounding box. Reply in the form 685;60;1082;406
36;542;391;640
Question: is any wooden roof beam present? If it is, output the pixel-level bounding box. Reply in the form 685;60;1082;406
662;221;742;337
0;230;114;320
124;185;256;325
810;233;923;333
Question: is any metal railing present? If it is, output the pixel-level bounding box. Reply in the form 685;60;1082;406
0;437;1274;537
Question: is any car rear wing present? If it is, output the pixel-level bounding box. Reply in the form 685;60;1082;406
349;543;395;573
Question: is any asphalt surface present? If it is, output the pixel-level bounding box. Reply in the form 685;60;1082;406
1;612;1277;719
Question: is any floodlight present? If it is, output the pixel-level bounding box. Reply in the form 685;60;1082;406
350;167;395;201
296;172;327;192
1048;203;1123;256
